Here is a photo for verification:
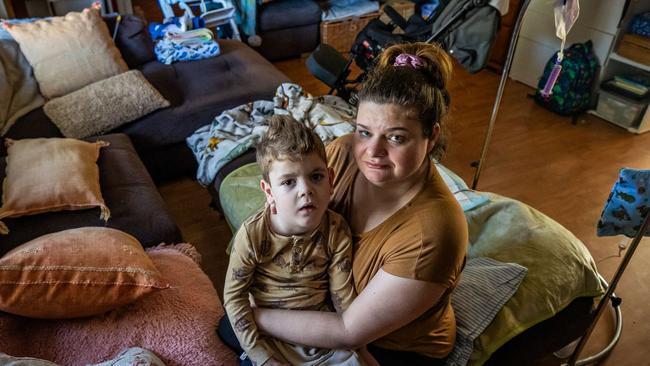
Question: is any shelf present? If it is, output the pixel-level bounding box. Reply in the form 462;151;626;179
588;108;650;134
588;109;642;133
609;52;650;73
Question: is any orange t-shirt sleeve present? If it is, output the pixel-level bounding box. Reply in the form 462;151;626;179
382;203;467;288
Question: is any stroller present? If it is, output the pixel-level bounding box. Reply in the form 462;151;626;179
307;0;504;104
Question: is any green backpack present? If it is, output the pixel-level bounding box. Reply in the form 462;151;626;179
534;41;599;118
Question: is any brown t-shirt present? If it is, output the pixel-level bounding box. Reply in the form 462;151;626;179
327;134;468;358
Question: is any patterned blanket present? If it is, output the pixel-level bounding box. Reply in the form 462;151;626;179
187;83;356;185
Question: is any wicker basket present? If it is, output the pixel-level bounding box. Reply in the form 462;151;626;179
617;34;650;66
320;12;380;54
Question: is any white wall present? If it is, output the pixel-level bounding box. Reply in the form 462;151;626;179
509;0;626;88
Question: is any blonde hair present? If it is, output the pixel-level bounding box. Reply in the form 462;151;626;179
358;42;453;160
256;115;327;182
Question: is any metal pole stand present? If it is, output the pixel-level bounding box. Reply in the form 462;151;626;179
564;212;650;365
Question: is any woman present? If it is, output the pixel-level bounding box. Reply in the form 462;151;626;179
252;42;468;366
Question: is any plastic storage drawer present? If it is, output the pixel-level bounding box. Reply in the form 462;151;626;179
596;89;648;128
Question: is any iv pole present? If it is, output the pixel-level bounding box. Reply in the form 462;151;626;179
469;1;623;364
470;0;532;190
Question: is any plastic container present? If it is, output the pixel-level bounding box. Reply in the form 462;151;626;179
596;89;648;128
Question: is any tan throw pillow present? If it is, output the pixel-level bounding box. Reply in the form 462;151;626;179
4;7;128;99
0;227;170;319
43;70;170;139
0;138;110;235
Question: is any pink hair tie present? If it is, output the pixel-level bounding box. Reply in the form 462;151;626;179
393;53;424;69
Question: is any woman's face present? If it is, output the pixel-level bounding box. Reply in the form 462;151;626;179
353;102;437;186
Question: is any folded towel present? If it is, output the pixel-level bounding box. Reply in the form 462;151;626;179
446;257;527;366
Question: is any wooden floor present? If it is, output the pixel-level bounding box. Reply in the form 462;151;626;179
158;57;650;366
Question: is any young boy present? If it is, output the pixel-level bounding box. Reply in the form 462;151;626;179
223;115;364;366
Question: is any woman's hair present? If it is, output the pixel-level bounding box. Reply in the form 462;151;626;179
256;114;327;182
358;42;453;160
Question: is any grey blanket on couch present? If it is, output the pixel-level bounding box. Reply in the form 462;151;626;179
0;37;44;135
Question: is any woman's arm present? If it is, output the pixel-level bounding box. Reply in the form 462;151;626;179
254;269;447;349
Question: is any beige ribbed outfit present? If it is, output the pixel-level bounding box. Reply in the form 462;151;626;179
224;207;363;366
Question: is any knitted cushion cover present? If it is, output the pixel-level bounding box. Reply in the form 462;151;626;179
44;70;169;139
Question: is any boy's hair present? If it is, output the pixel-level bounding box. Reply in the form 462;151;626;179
256;115;327;182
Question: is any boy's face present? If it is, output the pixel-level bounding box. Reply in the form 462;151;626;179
260;151;332;236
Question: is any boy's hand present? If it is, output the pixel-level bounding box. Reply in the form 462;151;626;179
262;357;289;366
358;346;380;366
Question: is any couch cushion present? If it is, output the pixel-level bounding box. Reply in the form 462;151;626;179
44;70;170;139
0;227;169;319
259;0;321;32
0;138;110;235
0;134;182;255
4;7;128;99
115;39;290;151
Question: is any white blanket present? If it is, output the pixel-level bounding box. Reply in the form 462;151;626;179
187;83;356;186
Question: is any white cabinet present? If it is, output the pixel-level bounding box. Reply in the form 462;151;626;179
509;0;626;88
589;0;650;134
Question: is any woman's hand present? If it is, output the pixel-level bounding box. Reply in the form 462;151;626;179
262;357;289;366
254;269;446;350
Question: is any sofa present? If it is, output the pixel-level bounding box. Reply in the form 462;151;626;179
0;14;289;251
2;14;290;182
0;11;295;365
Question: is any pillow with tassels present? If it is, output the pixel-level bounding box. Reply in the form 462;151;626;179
0;137;110;235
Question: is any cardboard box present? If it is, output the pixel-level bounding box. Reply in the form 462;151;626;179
617;34;650;66
379;0;416;27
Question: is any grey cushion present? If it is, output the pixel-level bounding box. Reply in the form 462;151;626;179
259;0;321;32
0;134;182;255
44;70;169;139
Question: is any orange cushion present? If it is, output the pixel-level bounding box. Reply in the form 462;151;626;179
0;227;170;319
0;137;109;235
